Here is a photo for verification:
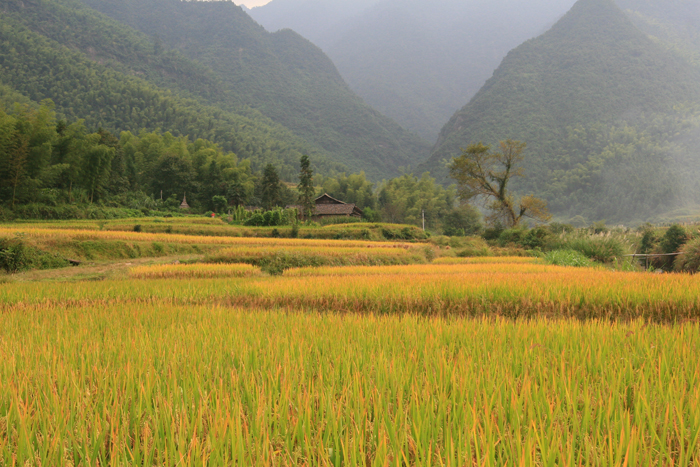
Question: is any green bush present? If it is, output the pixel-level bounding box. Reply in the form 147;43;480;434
442;205;483;236
544;249;595;268
661;224;688;254
0;237;30;273
0;235;68;273
674;238;700;273
521;226;553;250
455;237;492;257
556;236;626;263
498;228;527;246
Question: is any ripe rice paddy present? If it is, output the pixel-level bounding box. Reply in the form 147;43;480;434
1;230;699;465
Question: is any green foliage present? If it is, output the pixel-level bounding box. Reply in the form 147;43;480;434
211;195;228;214
639;228;658;254
64;0;430;179
544;249;595;268
426;0;700;224
10;203;143;220
0;236;30;273
261;164;281;211
319;172;377;210
555;235;627;264
244;208;298;227
297;155;315;219
674;237;700;273
380;226;428;241
661;224;688;254
0;234;68;273
442;205;483;237
455;238;493;258
378;173;455;231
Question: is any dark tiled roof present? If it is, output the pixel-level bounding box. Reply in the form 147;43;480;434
315;193;346;205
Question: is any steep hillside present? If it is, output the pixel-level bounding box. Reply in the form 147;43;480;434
250;0;577;142
0;0;341;180
616;0;700;67
248;0;381;49
425;0;700;223
78;0;429;179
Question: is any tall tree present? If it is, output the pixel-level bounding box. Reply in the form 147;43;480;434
261;163;281;210
7;132;30;209
449;140;551;227
297;155;315;219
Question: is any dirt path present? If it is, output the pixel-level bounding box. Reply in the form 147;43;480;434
4;254;204;283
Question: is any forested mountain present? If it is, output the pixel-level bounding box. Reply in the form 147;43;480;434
425;0;700;224
0;0;341;181
75;0;429;179
249;0;578;142
617;0;700;67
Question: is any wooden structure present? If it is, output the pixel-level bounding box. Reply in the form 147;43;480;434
289;193;363;220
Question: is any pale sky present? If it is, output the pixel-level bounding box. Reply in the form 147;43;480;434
237;0;273;7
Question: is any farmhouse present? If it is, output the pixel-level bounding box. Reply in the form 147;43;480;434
290;193;363;220
314;193;363;219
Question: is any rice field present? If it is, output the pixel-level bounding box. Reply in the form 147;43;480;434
128;263;261;280
0;226;415;249
3;262;700;322
1;304;698;465
1;230;699;464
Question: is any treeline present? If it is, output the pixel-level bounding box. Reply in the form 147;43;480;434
0;102;479;234
0;102;254;213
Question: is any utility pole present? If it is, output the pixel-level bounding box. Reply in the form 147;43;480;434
422;209;425;231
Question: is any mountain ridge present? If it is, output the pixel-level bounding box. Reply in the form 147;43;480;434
424;0;700;223
78;0;430;179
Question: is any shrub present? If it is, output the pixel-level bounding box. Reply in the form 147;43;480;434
521;226;553;250
245;213;265;227
544;250;594;268
456;237;492;257
674;238;700;273
639;229;658;254
548;222;574;234
556;236;626;263
0;237;30;273
498;228;527;246
442;205;483;237
661;224;688;254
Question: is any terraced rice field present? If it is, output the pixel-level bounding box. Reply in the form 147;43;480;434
1;251;699;464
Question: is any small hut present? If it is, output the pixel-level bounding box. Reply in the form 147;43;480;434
179;194;190;210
